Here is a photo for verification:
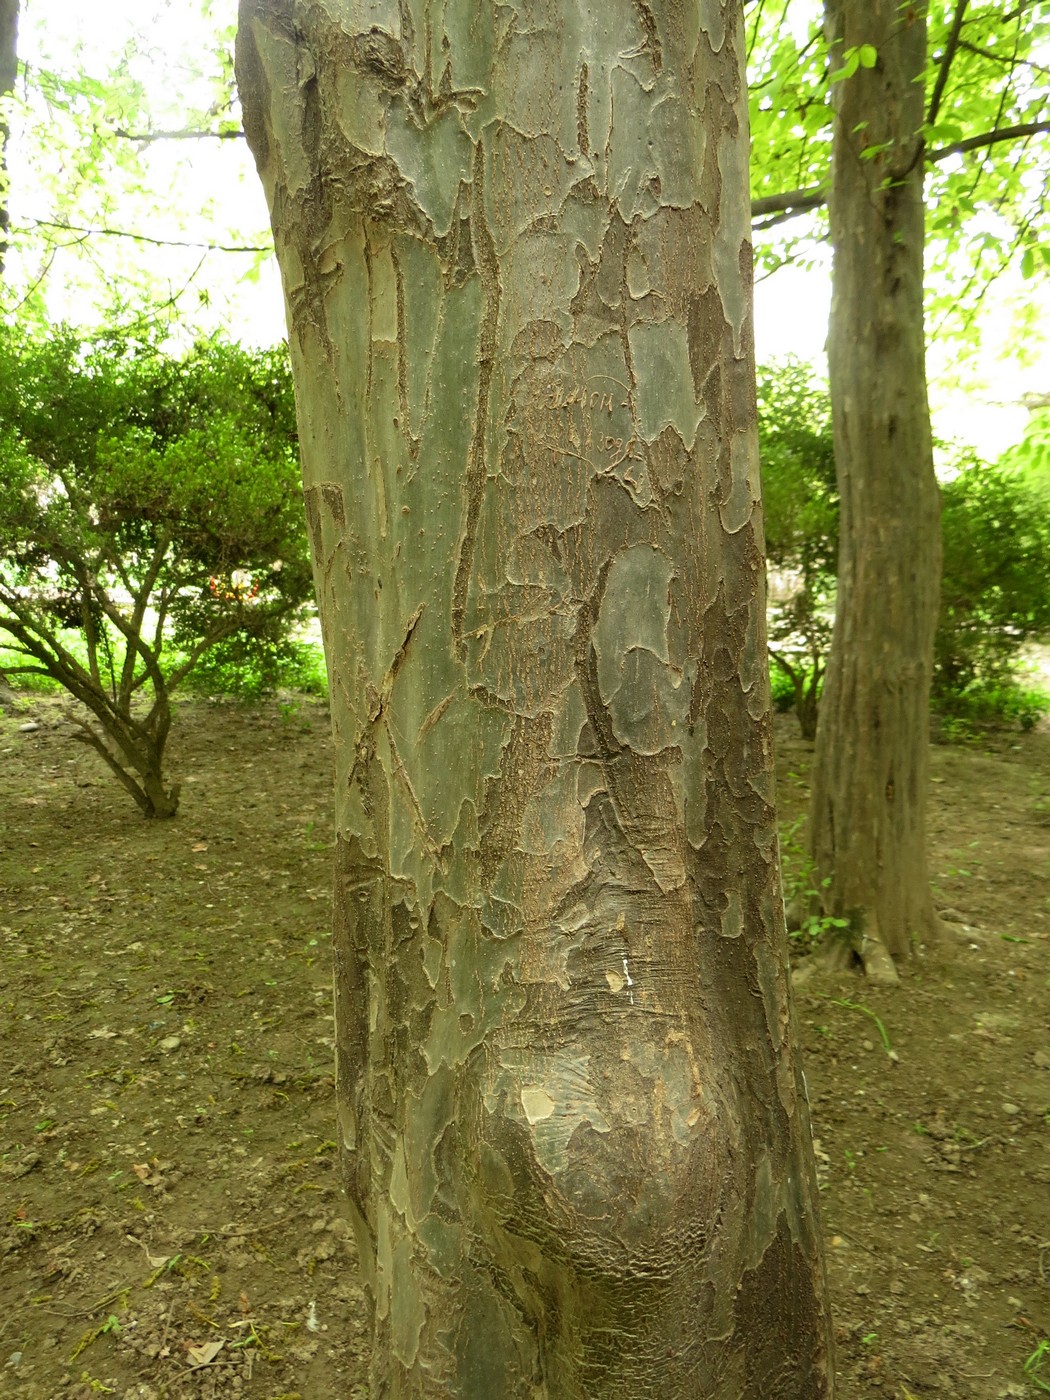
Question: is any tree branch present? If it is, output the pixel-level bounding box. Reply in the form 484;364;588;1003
66;711;152;815
114;126;244;143
957;37;1050;80
17;217;271;254
750;185;827;220
927;0;970;128
750;121;1050;229
927;118;1050;161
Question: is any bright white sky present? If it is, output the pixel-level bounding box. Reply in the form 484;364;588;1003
12;0;1048;459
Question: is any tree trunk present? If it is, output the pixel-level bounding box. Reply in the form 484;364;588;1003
238;2;835;1394
809;0;943;983
0;0;18;274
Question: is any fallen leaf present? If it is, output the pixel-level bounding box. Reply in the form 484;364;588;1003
128;1236;171;1268
88;1028;118;1040
131;1157;172;1188
186;1339;225;1368
238;1291;251;1316
191;842;208;852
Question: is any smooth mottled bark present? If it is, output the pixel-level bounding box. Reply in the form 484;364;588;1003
809;0;943;982
0;0;18;274
238;2;834;1394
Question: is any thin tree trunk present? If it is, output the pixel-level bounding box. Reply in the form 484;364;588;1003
238;2;835;1394
810;0;943;982
0;0;18;274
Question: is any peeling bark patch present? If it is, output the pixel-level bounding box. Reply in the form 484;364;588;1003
687;285;729;403
321;481;346;530
520;1086;556;1123
303;484;322;556
698;0;728;54
593;545;692;755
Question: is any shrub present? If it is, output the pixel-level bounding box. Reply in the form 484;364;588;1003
183;632;328;700
936;453;1050;715
0;327;314;816
758;363;1050;738
757;359;838;739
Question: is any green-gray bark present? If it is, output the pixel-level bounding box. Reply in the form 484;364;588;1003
809;0;943;982
238;2;835;1393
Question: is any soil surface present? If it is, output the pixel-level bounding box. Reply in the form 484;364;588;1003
1;692;1047;1400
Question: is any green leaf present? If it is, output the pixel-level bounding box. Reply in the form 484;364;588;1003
858;44;878;69
928;121;964;145
1021;247;1036;280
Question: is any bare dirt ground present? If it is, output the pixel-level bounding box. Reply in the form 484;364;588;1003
1;693;1047;1400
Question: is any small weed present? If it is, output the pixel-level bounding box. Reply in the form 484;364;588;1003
812;993;893;1054
77;1376;117;1395
143;1255;181;1289
779;821;852;949
1026;1340;1050;1393
70;1314;121;1361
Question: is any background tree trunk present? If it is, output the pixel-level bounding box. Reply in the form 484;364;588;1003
238;2;835;1394
809;0;943;983
0;0;18;274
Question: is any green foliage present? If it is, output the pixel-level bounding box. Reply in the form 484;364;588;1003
183;634;328;701
1025;1340;1050;1395
747;2;830;271
2;6;271;335
934;679;1050;740
829;44;878;84
0;327;313;814
747;1;1050;340
759;365;1050;736
999;406;1050;501
936;453;1050;712
769;660;799;713
921;3;1050;350
779;817;851;950
757;359;837;738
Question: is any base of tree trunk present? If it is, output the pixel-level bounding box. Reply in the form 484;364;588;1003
856;936;899;985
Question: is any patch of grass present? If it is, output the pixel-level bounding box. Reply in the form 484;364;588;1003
1025;1340;1050;1393
934;678;1050;738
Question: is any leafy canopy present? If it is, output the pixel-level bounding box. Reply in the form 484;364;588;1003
747;0;1050;346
